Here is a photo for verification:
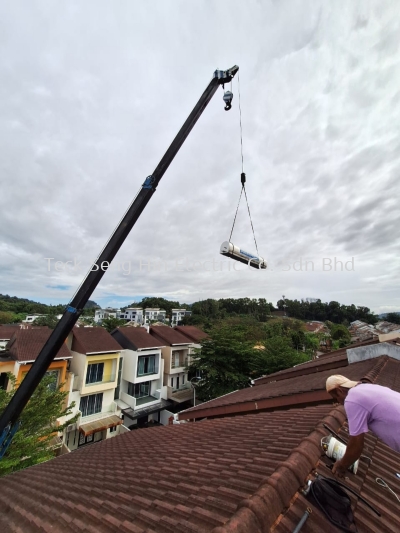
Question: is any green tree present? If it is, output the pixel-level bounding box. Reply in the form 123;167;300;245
0;311;15;324
252;336;308;376
101;317;126;333
330;324;351;347
33;315;60;329
0;374;77;477
384;312;400;325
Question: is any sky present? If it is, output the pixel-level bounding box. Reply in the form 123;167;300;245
1;0;399;315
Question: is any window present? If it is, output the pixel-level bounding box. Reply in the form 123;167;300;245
79;393;103;417
109;426;117;433
86;363;104;384
182;374;185;385
44;370;59;391
78;433;94;447
171;352;181;369
0;373;8;390
170;377;174;388
137;355;157;376
128;381;150;398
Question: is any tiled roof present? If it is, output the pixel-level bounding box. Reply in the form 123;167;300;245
150;326;193;345
179;357;381;421
0;327;20;341
6;328;72;362
1;347;400;532
0;404;334;533
174;326;209;343
112;328;165;350
71;327;122;354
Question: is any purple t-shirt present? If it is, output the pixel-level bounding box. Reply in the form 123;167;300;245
345;383;400;452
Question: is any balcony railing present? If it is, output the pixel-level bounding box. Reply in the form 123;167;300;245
85;374;116;386
78;402;117;425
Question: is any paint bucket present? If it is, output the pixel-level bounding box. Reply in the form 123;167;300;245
321;436;359;474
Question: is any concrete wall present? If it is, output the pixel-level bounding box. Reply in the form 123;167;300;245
347;342;400;364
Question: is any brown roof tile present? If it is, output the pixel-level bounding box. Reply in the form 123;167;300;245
149;326;193;346
72;327;122;354
173;326;209;343
179;357;380;420
7;328;72;362
111;328;165;350
1;353;400;532
0;327;20;341
0;404;334;533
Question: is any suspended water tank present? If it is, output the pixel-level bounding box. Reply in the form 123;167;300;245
220;241;267;269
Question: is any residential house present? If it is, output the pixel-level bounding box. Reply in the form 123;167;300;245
65;327;123;450
170;308;186;326
174;325;209;379
149;326;194;405
144;308;166;324
119;307;144;323
5;328;71;390
22;315;46;323
111;327;172;428
2;341;400;532
93;308;121;324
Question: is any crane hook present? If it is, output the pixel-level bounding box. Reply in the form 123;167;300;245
223;90;233;111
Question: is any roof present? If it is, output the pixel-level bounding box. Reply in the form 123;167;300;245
79;415;122;437
0;327;20;341
112;328;165;350
7;328;72;362
0;403;334;533
174;326;209;343
178;357;381;421
71;327;122;354
1;340;400;532
149;325;193;346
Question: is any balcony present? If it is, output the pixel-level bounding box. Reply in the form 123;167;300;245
78;402;117;426
167;384;193;403
136;395;158;406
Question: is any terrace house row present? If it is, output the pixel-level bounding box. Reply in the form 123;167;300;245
0;324;207;450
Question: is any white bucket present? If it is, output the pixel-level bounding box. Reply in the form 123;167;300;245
322;436;359;474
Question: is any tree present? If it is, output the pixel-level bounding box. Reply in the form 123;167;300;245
384;312;400;325
0;374;77;477
101;316;126;332
33;315;60;329
330;324;351;348
0;311;15;324
252;336;308;375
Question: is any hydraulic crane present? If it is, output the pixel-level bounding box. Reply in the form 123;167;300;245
0;65;239;457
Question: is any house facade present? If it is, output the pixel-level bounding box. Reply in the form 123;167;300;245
149;326;194;406
119;307;144;324
111;327;171;428
65;327;123;450
144;308;166;324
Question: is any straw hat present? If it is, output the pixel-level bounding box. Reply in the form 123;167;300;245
326;375;359;392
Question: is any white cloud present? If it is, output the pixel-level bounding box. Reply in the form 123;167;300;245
0;0;399;314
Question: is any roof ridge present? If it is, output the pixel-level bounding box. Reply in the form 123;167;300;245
362;355;389;383
211;406;346;533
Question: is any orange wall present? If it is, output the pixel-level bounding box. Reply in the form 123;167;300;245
17;360;69;391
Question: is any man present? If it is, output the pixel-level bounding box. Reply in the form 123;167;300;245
326;375;400;477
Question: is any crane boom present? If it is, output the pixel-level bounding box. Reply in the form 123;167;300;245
0;65;239;455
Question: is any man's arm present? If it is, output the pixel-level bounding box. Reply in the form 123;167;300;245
332;434;365;478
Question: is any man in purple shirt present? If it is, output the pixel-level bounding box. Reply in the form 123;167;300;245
326;375;400;477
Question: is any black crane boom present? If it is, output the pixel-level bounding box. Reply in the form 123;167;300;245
0;65;239;454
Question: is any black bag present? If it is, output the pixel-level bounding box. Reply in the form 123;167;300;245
307;476;357;532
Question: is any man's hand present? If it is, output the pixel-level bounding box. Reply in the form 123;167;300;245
332;459;347;478
331;434;365;477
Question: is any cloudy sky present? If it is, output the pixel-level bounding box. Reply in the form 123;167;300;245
1;1;399;314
